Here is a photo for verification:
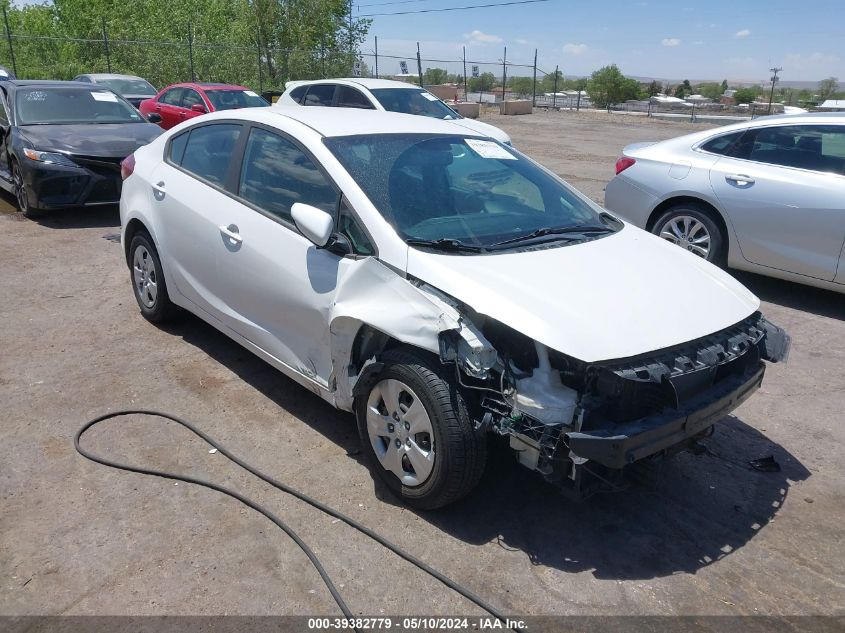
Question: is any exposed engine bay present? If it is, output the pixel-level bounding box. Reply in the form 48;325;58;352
434;293;790;498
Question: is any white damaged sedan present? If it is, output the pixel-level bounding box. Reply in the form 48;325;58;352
120;108;790;508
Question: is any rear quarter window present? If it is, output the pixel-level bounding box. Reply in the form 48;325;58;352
289;85;307;104
700;131;744;156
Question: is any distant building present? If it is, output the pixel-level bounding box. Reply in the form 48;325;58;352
819;99;845;111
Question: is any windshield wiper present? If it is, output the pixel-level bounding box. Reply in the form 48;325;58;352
491;224;614;248
406;238;484;253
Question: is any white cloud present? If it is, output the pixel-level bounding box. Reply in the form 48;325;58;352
734;29;751;38
693;40;704;45
783;51;841;73
562;42;588;55
463;30;502;45
661;37;681;47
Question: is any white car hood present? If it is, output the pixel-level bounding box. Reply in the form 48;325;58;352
405;225;760;363
449;117;512;144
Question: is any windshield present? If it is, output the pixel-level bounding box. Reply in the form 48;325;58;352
324;134;610;249
15;88;145;125
95;78;156;96
204;89;268;111
370;88;459;119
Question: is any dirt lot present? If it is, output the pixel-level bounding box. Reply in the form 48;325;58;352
1;111;843;620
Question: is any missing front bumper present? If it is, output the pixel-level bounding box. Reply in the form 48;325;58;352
566;362;765;469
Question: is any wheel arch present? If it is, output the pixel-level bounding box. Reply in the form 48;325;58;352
646;195;732;263
123;218;151;267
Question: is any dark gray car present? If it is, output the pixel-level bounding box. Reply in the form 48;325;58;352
73;73;157;108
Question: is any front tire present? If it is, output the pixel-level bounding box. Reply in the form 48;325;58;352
652;203;724;264
129;231;177;323
12;160;45;219
355;348;486;510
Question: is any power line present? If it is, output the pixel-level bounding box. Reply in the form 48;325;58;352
357;0;435;9
359;0;550;18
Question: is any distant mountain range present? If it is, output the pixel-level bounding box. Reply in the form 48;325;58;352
627;76;823;90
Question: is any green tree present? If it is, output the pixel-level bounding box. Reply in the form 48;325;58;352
423;67;448;85
587;64;638;109
508;76;533;96
818;77;839;100
0;0;370;88
733;87;758;104
647;80;661;97
468;72;495;93
696;83;722;100
674;79;692;98
720;79;729;93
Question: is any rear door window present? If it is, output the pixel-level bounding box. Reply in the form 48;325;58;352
289;85;307;104
238;127;338;224
179;124;242;186
336;86;374;109
303;84;336;107
740;125;845;174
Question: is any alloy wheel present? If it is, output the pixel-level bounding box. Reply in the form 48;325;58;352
12;164;28;214
132;245;158;308
658;214;711;259
365;378;435;486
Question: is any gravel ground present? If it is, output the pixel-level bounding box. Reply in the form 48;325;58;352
1;110;843;621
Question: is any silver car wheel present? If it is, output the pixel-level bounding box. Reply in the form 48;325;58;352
366;378;435;486
132;245;158;308
659;215;711;259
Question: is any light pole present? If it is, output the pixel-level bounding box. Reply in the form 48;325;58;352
767;67;782;114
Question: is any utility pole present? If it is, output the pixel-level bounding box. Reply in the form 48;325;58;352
462;46;467;102
416;42;423;87
531;48;537;107
767;66;782;114
552;64;559;109
501;46;507;104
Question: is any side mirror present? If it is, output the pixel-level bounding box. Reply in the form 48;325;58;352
291;203;333;247
191;103;207;113
147;112;162;124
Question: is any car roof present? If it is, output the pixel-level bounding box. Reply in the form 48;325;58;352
162;82;250;91
287;78;423;91
79;73;147;81
205;106;483;138
6;80;108;89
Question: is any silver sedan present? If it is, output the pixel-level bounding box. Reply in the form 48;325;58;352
604;112;845;293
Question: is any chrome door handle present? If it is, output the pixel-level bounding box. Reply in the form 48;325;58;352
152;181;166;200
726;174;754;185
219;224;243;245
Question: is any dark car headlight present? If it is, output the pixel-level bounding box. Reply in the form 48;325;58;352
23;148;79;168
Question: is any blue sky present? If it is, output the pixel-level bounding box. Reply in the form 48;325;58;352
357;0;844;82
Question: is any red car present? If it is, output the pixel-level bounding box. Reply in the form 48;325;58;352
139;82;269;129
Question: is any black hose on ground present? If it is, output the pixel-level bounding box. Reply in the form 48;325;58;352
75;409;517;631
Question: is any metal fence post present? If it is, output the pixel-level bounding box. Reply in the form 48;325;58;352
3;8;17;77
531;49;537;107
374;36;378;77
101;17;111;73
501;46;506;103
416;42;422;87
552;64;558;109
691;102;696;122
462;46;467;101
256;28;263;92
576;81;582;112
188;22;195;82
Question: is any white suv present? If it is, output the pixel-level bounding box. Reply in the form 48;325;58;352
276;77;512;145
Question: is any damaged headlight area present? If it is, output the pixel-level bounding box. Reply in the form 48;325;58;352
440;310;790;499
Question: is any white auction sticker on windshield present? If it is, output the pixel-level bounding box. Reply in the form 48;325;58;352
465;138;516;160
421;92;439;101
91;91;119;102
244;90;259;97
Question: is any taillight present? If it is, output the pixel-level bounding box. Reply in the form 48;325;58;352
615;156;636;175
120;153;136;181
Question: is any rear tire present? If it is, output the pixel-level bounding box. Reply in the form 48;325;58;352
355;348;486;510
129;231;178;323
652;203;724;264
